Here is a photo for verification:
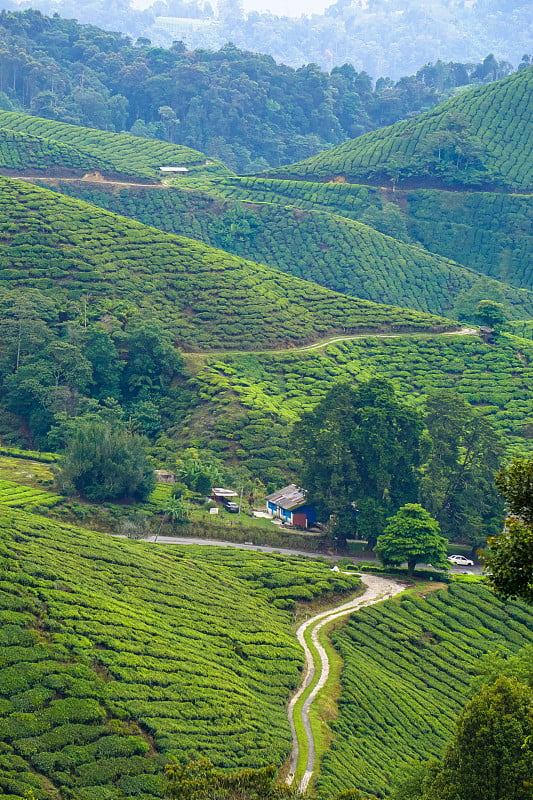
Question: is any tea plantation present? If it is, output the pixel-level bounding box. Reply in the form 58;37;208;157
184;332;533;484
0;506;360;800
268;67;533;190
208;178;533;296
47;180;533;320
0;110;222;180
316;583;533;797
0;129;113;174
0;177;453;351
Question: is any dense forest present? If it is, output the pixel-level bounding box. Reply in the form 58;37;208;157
0;9;524;171
0;0;532;78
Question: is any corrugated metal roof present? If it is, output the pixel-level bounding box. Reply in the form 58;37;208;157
265;483;308;511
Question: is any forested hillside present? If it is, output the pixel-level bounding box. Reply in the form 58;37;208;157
0;0;530;79
0;9;523;172
0;505;359;799
51;178;533;320
269;66;533;191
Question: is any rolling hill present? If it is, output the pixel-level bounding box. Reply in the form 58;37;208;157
318;582;533;797
266;67;533;191
0;176;454;352
181;332;533;486
48;178;533;320
206;177;533;295
0;505;359;800
0;110;229;181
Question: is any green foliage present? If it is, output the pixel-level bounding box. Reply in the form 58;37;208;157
421;392;505;545
476;300;507;332
57;419;155;502
495;455;533;525
427;676;533;800
483;520;533;605
185;334;533;486
0;480;62;510
483;456;533;604
315;583;533;797
376;504;448;575
0;505;359;798
291;379;425;545
0;176;451;357
270;68;533;191
164;757;294;800
0;110;215;180
54;179;533;321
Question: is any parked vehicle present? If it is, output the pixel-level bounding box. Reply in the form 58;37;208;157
447;554;474;566
223;500;240;513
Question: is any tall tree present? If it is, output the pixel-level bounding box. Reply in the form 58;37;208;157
397;676;533;800
483;455;533;603
421;391;504;550
292;379;424;545
430;676;533;800
57;418;155;502
375;503;448;577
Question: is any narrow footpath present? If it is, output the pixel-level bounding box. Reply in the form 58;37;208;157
286;574;406;793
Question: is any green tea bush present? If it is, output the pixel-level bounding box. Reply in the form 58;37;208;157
269;68;533;191
54;181;533;319
0;505;359;798
316;583;533;798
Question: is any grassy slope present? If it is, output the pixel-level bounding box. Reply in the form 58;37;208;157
266;67;533;190
317;583;533;797
0;177;453;351
208;177;533;295
0;129;114;174
45;180;533;320
0;110;227;180
182;332;533;484
0;506;359;800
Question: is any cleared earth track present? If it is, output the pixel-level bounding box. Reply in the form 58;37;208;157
286;574;406;793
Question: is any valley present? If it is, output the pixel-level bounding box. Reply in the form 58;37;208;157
0;16;532;800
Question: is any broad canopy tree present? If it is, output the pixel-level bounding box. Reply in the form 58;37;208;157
375;504;448;576
421;391;504;550
57;418;155;502
291;379;425;545
397;676;533;800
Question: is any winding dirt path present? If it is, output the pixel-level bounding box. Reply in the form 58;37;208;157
286;573;406;793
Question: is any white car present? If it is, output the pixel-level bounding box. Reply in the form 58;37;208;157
447;554;474;567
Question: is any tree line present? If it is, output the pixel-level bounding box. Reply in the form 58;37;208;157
0;9;521;172
292;378;504;553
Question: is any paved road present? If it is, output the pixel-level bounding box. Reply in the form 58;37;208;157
141;535;482;574
286;574;406;793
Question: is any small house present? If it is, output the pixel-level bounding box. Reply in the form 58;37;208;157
265;484;317;529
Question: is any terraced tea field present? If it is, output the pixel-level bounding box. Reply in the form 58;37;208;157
317;582;533;797
0;506;359;800
0;480;62;510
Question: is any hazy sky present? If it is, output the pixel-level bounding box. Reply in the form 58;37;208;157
240;0;333;14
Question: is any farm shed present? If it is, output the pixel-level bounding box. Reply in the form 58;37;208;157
265;484;317;528
154;470;176;483
211;487;239;504
159;166;189;173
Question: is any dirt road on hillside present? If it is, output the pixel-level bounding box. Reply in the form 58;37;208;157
286;574;406;793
